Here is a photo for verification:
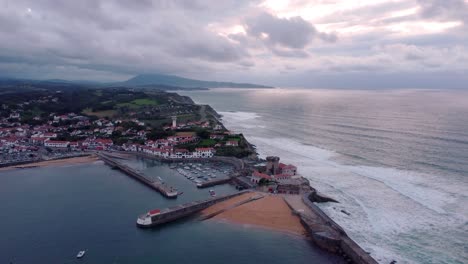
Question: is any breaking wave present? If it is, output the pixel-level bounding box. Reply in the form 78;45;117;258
220;111;468;264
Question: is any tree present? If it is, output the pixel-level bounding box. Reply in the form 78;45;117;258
147;129;173;140
196;129;210;139
258;178;271;186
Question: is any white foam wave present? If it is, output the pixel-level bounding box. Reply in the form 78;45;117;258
221;111;468;264
219;111;261;122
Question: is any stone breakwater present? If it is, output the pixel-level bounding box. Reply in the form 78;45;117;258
284;193;378;264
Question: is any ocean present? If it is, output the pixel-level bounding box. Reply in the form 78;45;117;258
178;88;468;264
0;157;342;264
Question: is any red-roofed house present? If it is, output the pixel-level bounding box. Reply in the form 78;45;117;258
41;132;57;138
251;171;272;184
30;136;48;145
278;163;297;176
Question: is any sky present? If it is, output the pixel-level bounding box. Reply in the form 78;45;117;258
0;0;467;88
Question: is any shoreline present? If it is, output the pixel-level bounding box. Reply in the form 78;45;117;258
200;192;307;237
209;217;308;239
0;155;100;171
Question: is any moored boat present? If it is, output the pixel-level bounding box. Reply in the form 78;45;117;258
209;189;216;197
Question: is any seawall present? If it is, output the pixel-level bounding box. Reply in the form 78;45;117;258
291;193;378;264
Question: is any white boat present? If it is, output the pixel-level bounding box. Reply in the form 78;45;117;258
209;189;216;197
77;250;86;259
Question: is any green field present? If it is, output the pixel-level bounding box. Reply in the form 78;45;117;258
199;139;216;146
116;98;159;109
82;108;117;118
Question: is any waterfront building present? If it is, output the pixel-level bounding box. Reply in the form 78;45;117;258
251;171;272;183
279;163;297;176
194;147;215;158
44;140;70;148
171;148;191;159
30;136;48;145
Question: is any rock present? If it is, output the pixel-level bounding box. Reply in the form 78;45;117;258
341;209;351;216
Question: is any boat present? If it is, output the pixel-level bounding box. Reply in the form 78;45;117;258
76;250;86;259
209;189;216;197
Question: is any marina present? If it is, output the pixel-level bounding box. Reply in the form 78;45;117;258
172;161;234;187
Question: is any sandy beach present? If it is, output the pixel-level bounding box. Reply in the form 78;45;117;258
201;192;307;236
0;155;100;171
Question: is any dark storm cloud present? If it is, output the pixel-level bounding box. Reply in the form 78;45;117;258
245;12;336;49
0;0;466;89
0;0;259;80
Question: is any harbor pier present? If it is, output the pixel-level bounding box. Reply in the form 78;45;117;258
137;191;249;227
196;177;232;188
98;153;178;198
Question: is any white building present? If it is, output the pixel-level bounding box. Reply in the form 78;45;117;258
225;140;239;147
172;116;177;129
193;147;215;158
44;140;70;148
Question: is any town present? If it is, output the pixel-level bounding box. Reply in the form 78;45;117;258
0;87;253;165
0;86;303;190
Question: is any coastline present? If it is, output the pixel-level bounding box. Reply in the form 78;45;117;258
0;155;100;171
200;192;307;237
0;89;378;263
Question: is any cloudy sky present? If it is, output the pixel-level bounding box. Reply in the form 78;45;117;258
0;0;467;88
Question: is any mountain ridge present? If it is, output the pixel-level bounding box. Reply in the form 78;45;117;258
117;73;272;88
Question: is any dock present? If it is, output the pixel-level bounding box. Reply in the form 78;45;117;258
98;153;178;198
137;191;249;227
196;177;232;188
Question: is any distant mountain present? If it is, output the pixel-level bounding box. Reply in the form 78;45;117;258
44;79;103;86
118;73;272;88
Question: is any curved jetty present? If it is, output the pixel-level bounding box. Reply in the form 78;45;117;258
137;191;249;227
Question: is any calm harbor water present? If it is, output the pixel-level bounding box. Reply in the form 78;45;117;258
0;158;342;264
178;88;468;264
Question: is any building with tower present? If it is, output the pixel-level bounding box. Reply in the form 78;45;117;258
171;116;177;129
266;156;280;175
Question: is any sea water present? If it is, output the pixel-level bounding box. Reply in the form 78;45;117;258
179;88;468;264
0;158;342;264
